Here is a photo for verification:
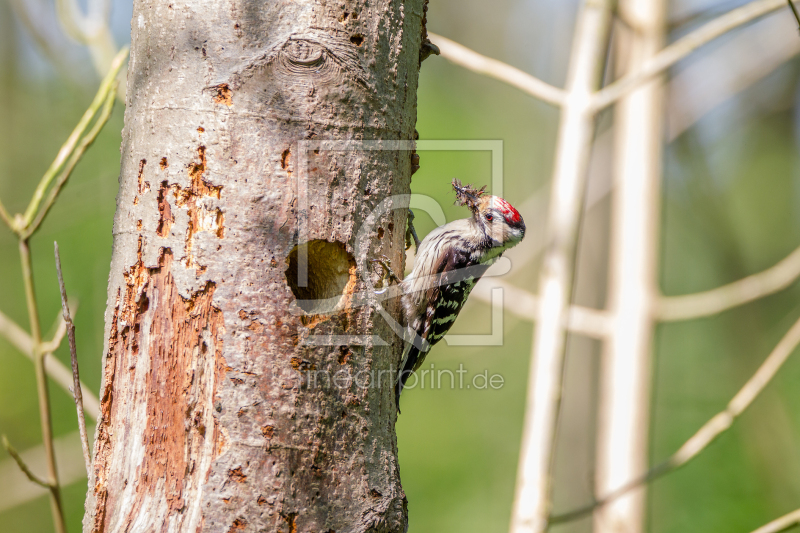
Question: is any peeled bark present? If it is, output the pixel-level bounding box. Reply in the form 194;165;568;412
84;1;426;531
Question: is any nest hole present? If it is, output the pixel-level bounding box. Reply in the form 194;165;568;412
285;240;356;314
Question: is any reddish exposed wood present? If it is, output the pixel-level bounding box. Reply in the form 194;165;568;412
92;242;225;532
156;182;173;237
212;84;233;107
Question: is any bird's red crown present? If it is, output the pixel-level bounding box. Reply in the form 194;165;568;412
495;197;521;225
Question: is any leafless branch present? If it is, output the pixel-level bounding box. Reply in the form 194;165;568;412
469;279;612;338
18;237;68;533
0;197;13;230
1;435;50;488
0;430;91;512
0;309;100;420
25;82;118;238
54;242;91;478
0;31;126;533
592;0;788;110
39;315;68;355
55;0;98;43
750;508;800;533
20;47;127;233
428;32;566;107
509;1;615;532
55;0;118;76
787;0;800;31
6;0;75;80
667;12;800;141
657;243;800;321
0;309;34;355
427;1;788;114
551;312;800;524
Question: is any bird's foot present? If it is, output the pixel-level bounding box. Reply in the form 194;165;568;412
405;209;421;252
371;255;401;287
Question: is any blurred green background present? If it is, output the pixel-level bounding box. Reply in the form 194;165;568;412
2;0;800;532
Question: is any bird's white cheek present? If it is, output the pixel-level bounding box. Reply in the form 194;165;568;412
489;224;505;243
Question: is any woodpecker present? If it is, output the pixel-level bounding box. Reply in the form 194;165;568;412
395;179;526;409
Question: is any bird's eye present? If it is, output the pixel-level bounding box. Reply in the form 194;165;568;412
485;213;493;222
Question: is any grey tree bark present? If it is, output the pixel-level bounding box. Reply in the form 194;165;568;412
84;1;428;531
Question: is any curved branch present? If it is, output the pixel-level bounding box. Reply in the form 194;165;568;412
6;0;71;77
469;279;612;338
0;309;100;420
1;436;51;488
666;11;800;141
0;430;92;513
55;0;107;44
750;508;800;533
428;32;566;107
0;197;13;233
21;47;127;230
787;0;800;30
592;0;788;111
24;83;118;239
551;312;800;524
657;243;800;321
0;309;33;355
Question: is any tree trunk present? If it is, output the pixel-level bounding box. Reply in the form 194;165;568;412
594;1;664;531
84;1;426;531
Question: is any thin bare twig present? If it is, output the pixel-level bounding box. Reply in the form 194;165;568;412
427;1;787;113
39;315;68;355
19;239;66;533
658;243;800;321
0;430;92;512
428;32;566;107
20;46;127;230
750;508;800;533
787;0;800;32
0;29;126;533
0;309;100;420
0;197;12;230
551;312;800;524
54;242;91;478
56;0;99;43
1;436;51;488
55;0;118;76
25;83;118;238
0;309;34;355
592;0;788;110
667;12;800;141
6;0;75;81
469;279;612;338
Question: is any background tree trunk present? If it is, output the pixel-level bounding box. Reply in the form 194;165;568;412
594;0;665;531
83;0;425;531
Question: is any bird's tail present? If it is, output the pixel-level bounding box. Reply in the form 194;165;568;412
395;343;422;412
